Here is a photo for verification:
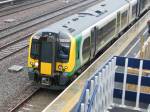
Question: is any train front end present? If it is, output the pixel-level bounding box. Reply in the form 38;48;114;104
27;31;76;89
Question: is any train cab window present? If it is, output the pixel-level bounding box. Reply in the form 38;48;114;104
31;39;39;59
57;32;71;62
57;42;70;62
82;37;90;61
121;10;128;28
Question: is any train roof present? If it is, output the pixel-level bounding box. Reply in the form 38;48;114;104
36;0;129;36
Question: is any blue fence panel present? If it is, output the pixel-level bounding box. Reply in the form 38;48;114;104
114;89;137;102
116;56;125;66
128;58;140;68
75;56;150;112
140;93;150;104
143;60;150;70
115;72;150;86
142;76;150;86
115;72;138;84
114;89;150;104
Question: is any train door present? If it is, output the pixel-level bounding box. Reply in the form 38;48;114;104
90;27;98;59
38;32;58;76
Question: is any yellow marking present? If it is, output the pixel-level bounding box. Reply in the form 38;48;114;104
28;37;38;67
56;37;76;72
28;37;34;67
127;84;150;93
28;35;76;75
40;62;52;75
128;67;150;75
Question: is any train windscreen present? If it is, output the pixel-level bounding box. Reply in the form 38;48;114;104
31;39;39;59
57;41;70;62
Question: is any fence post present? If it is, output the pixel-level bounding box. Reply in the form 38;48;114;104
98;72;103;112
90;80;94;98
135;60;143;109
80;103;85;112
85;89;90;112
121;58;128;106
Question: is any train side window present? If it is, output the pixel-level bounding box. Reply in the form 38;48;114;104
132;4;137;18
102;19;116;39
82;37;90;61
97;28;103;48
121;10;128;28
140;0;147;11
96;19;116;49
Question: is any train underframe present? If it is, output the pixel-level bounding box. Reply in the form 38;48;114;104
28;68;76;90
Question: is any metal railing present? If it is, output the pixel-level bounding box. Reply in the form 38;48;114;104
75;57;116;112
75;56;150;112
114;56;150;110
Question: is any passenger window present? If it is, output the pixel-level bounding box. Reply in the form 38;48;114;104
82;37;90;61
96;19;116;49
121;10;128;28
132;4;137;18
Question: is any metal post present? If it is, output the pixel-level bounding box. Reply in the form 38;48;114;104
90;80;94;98
80;103;85;112
98;72;102;112
121;58;128;106
85;89;90;112
135;60;143;109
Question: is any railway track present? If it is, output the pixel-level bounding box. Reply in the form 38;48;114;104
10;88;61;112
0;0;99;61
10;88;40;112
0;0;56;17
0;36;28;61
0;0;72;31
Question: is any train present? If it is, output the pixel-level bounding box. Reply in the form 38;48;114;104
28;0;150;89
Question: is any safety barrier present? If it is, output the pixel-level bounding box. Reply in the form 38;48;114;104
75;57;116;112
114;56;150;110
75;56;150;112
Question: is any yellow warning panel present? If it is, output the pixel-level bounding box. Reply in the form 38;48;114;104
40;62;52;76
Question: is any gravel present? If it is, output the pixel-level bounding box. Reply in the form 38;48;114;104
0;49;36;112
0;0;80;30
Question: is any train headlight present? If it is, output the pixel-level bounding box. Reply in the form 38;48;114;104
64;66;68;69
35;62;39;67
58;65;63;71
30;62;34;66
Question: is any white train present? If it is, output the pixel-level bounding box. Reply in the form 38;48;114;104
28;0;150;89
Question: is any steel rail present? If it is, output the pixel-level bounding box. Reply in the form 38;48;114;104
0;0;98;61
0;0;56;17
9;88;40;112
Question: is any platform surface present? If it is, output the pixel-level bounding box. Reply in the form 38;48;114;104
109;107;141;112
